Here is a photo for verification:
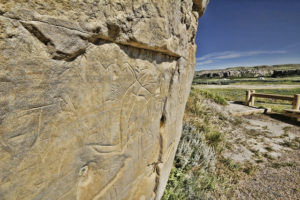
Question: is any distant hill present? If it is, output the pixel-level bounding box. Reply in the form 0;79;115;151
195;64;300;79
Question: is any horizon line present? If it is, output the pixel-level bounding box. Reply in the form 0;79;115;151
195;63;300;72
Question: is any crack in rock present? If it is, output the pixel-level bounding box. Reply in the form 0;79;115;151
20;20;90;61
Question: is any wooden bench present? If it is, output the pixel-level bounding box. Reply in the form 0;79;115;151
245;90;300;109
245;90;300;121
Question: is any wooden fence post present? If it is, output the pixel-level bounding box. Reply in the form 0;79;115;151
250;90;255;106
245;90;251;106
292;94;300;110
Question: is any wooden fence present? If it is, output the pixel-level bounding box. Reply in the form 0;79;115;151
245;90;300;110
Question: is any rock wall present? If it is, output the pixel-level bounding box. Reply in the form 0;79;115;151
0;1;208;199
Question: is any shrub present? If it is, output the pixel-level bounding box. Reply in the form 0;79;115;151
162;124;216;200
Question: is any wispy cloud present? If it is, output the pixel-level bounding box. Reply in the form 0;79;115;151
283;42;300;49
197;60;214;65
197;50;286;64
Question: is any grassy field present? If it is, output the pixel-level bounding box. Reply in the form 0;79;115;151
192;87;300;113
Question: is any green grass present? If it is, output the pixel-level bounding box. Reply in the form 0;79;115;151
255;103;291;113
162;124;216;200
194;77;300;85
205;129;225;152
186;88;228;152
162;168;187;200
190;87;228;106
221;158;241;171
195;88;300;113
231;76;300;85
199;88;300;102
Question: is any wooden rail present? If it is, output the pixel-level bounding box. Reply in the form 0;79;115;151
252;93;295;101
245;90;300;110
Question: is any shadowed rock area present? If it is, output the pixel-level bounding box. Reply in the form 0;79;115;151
0;0;208;199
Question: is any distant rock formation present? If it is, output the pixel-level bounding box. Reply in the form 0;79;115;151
195;64;300;78
0;1;208;199
272;69;300;77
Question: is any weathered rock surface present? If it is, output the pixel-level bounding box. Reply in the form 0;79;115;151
0;1;208;199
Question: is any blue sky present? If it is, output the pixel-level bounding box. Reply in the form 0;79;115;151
195;0;300;70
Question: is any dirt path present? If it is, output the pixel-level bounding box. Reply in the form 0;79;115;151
194;84;300;89
235;149;300;200
224;113;300;199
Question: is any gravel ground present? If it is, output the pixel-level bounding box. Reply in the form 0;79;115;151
234;149;300;200
224;114;300;200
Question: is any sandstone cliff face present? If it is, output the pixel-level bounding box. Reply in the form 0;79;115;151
0;1;208;199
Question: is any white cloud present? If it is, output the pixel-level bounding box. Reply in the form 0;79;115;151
197;60;214;65
196;60;214;69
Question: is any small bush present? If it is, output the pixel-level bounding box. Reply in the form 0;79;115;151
205;130;225;152
162;124;216;200
162;168;186;200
